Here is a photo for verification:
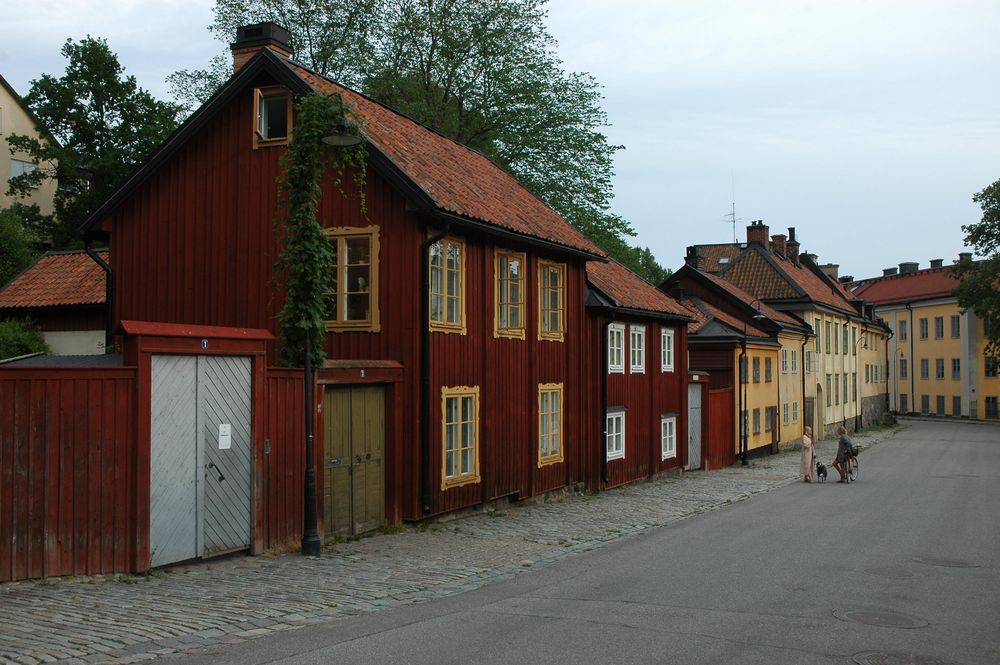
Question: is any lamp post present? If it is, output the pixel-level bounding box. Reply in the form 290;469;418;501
853;331;868;433
300;122;363;558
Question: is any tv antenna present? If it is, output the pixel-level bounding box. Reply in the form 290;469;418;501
723;175;741;243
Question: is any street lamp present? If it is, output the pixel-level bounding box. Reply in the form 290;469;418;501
740;299;767;466
301;122;363;558
852;331;868;433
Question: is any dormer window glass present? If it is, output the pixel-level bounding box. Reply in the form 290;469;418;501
254;87;292;146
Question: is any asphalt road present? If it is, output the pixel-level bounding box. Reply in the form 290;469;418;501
171;420;1000;665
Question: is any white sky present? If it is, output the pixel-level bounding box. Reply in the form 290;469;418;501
4;0;999;279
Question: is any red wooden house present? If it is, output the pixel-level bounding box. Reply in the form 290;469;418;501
582;259;694;487
70;23;606;560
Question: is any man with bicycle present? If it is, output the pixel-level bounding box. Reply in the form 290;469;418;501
833;425;855;483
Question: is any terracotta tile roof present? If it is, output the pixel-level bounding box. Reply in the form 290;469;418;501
287;62;604;258
681;297;771;338
690;243;744;273
0;250;107;309
587;259;692;318
723;247;857;315
853;267;959;305
695;269;805;328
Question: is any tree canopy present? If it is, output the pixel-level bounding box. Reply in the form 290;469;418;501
951;178;1000;354
169;0;669;283
0;204;40;287
7;37;182;248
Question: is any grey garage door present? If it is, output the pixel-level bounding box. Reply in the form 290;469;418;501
150;354;252;567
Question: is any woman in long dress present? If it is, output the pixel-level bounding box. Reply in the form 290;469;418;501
800;426;814;482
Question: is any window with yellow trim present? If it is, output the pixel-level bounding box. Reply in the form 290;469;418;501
538;383;564;466
323;226;380;331
441;386;480;488
538;260;565;341
253;86;292;147
494;250;525;339
430;237;466;333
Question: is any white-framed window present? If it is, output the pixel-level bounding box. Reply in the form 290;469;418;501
441;386;480;489
805;350;812;373
608;323;625;374
660;415;676;460
606;410;625;461
538;383;563;467
781;349;788;373
791;349;798;373
783;402;790;425
792;401;799;423
630;325;646;373
660;328;675;372
10;159;36;179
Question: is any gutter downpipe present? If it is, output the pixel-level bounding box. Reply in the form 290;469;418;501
420;223;450;514
84;239;114;352
800;335;809;432
601;313;613;484
739;335;748;465
906;303;915;414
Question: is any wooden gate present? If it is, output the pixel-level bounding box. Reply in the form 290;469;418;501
687;382;703;470
323;385;385;536
150;355;252;567
705;387;735;469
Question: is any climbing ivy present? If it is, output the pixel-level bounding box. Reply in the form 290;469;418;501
275;93;366;367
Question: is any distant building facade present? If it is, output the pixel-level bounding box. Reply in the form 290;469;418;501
0;74;57;215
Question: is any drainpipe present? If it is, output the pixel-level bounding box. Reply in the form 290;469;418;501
739;337;747;465
800;335;809;432
84;239;114;352
420;223;450;514
905;303;915;414
601;314;613;484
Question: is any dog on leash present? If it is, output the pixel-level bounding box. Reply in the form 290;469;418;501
815;460;828;482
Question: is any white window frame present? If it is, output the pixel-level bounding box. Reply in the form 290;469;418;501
660;328;675;372
608;323;625;374
783;402;790;425
792;401;799;423
630;325;646;373
660;415;677;460
606;410;625;461
781;349;788;373
791;349;798;373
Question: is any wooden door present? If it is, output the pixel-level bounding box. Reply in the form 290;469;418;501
323;385;385;537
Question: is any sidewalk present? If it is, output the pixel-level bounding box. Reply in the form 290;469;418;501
0;425;902;665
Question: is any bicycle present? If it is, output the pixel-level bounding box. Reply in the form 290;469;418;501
832;446;860;483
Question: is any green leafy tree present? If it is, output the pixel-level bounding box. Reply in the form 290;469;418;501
0;319;50;359
7;37;182;248
951;178;1000;354
171;0;669;280
0;205;40;286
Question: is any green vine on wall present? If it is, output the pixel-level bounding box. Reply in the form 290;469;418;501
275;93;366;367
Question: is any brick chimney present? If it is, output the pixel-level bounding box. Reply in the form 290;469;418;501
746;220;769;247
929;258;944;269
770;234;787;256
899;261;919;274
818;263;839;280
785;227;800;265
231;23;292;71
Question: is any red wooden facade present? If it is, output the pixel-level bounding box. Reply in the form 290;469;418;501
0;367;137;582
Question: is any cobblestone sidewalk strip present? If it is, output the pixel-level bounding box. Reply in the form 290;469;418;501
0;426;901;665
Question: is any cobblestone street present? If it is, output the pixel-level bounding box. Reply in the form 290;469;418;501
0;426;900;665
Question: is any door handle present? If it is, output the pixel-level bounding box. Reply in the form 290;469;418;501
355;455;363;464
207;462;226;482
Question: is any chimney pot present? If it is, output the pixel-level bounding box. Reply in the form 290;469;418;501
883;267;898;276
819;263;840;280
929;258;944;269
770;233;787;256
231;22;292;71
899;262;919;274
746;220;769;247
958;252;972;263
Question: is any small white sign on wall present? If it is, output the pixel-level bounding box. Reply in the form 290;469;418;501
218;423;232;450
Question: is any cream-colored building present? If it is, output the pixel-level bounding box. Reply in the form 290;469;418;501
854;258;999;421
1;73;57;215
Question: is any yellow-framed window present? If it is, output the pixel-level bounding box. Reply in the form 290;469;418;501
494;249;526;339
322;226;380;332
538;260;566;341
253;86;292;148
430;236;466;334
538;383;564;467
441;386;480;489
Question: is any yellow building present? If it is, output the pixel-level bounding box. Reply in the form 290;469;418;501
854;258;999;420
1;73;57;215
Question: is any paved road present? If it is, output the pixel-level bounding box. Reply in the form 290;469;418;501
1;420;995;664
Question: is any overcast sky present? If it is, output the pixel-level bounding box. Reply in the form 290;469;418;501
4;1;999;279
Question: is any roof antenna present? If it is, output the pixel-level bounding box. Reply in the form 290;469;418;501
723;174;739;243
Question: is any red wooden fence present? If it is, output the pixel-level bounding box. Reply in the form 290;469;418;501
262;368;311;551
704;387;736;470
0;367;138;582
